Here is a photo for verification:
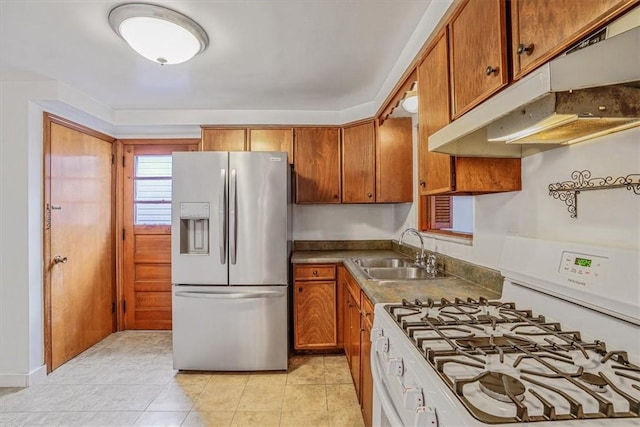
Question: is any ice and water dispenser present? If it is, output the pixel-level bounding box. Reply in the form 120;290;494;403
179;202;210;254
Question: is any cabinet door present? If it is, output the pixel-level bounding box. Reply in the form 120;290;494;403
201;128;246;151
454;158;521;193
248;128;293;164
449;0;508;118
418;30;454;195
376;118;412;203
294;127;341;203
342;122;375;203
293;281;337;349
512;0;631;79
348;297;361;398
343;286;353;363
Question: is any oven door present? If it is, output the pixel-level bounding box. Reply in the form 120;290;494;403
372;350;404;426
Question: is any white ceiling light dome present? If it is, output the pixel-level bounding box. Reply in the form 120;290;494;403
402;90;418;114
108;3;209;65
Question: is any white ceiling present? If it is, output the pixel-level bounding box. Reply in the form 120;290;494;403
0;0;436;113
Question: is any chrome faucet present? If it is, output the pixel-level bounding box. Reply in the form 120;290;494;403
426;254;437;276
399;228;425;266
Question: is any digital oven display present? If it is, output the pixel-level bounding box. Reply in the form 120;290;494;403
574;257;592;267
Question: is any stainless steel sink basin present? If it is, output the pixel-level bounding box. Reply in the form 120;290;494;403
354;258;412;268
362;267;449;280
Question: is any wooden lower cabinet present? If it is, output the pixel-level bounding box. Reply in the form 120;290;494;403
346;290;361;398
341;266;375;426
293;264;339;350
360;294;375;427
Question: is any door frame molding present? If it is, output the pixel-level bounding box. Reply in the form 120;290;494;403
42;113;116;373
116;139;198;331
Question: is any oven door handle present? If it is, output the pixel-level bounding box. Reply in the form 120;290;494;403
371;351;404;426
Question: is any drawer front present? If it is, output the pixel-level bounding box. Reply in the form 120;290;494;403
294;264;336;281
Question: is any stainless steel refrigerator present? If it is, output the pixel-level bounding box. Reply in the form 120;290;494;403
171;151;290;371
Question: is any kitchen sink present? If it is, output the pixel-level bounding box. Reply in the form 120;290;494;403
362;267;449;281
353;258;413;268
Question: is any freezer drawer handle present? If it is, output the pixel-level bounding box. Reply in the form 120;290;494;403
175;290;285;299
219;168;227;265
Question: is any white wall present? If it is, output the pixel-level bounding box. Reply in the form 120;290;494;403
0;81;113;386
292;203;410;241
0;83;50;386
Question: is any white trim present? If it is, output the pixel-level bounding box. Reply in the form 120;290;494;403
421;231;473;246
0;364;47;387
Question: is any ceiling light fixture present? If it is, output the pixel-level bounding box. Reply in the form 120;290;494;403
108;3;209;65
402;90;418;114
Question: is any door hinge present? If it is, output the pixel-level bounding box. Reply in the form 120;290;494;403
45;203;51;230
112;302;116;313
122;300;126;313
122;156;126;167
122;228;126;240
111;154;115;165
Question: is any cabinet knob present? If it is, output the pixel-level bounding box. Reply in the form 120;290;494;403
312;270;318;276
298;287;303;292
517;43;534;55
485;66;499;76
419;180;425;188
367;193;372;198
333;194;339;199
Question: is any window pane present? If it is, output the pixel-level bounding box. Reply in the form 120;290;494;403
135;203;171;225
135;155;172;177
135;179;172;202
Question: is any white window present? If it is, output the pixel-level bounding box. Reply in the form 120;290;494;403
134;155;172;225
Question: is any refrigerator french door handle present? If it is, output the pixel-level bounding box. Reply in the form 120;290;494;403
230;168;238;265
175;290;285;299
219;169;227;265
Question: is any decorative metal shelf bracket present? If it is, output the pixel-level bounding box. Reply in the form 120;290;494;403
548;170;640;218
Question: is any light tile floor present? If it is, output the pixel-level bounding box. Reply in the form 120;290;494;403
0;331;364;427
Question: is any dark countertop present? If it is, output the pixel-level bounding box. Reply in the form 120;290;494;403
292;250;501;305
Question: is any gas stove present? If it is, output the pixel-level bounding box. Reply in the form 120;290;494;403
371;237;639;426
382;297;639;424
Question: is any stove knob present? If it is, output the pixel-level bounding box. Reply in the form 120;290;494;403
403;386;424;411
386;357;404;377
371;327;383;341
415;406;438;427
375;336;389;353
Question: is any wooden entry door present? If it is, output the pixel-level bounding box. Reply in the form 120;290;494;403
44;115;115;371
122;142;197;330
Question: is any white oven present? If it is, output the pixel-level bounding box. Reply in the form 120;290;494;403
371;237;639;426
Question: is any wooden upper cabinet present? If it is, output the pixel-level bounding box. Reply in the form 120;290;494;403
248;128;293;164
511;0;634;80
449;0;508;119
294;127;341;204
418;30;454;195
376;118;412;203
201;128;246;151
342;122;375;203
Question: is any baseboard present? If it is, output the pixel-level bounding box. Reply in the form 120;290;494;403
0;364;47;387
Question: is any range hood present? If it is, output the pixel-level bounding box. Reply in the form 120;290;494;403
429;24;640;158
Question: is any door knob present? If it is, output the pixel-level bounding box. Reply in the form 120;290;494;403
53;256;68;264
